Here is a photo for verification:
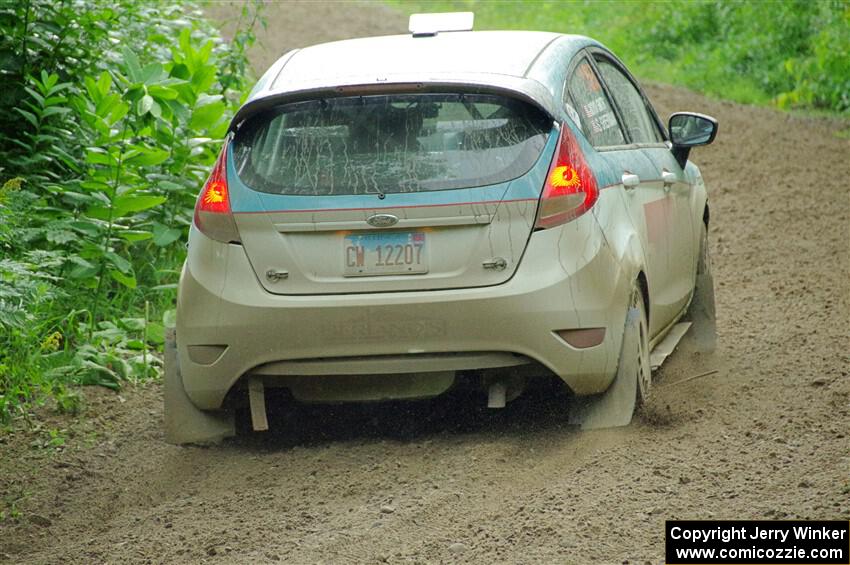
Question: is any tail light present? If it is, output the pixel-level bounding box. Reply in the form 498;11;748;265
534;124;599;229
194;144;241;243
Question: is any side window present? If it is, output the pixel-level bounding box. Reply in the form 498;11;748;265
594;58;662;144
566;59;625;147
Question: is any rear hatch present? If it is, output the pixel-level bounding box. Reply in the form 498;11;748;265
228;91;556;295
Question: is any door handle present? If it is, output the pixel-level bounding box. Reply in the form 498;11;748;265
662;170;677;188
622;173;640;191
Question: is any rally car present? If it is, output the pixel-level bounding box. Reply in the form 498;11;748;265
165;13;718;443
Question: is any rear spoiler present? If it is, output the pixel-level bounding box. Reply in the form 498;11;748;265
228;76;559;134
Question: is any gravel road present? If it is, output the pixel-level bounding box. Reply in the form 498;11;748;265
2;2;848;564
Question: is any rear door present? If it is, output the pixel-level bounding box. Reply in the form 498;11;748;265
228;92;555;295
591;54;695;321
564;54;678;335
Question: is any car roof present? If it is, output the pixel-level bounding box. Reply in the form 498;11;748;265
234;31;601;129
273;31;570;86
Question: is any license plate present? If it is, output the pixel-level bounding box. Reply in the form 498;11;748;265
343;232;428;276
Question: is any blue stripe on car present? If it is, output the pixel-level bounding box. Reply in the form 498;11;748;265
226;126;561;213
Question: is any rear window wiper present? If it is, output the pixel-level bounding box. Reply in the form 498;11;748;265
365;186;386;200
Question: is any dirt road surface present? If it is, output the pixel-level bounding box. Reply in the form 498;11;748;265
2;2;848;564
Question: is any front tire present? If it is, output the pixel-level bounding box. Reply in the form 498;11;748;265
684;222;717;352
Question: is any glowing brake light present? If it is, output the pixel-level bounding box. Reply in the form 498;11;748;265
194;144;241;243
534;125;599;229
198;147;229;212
202;180;227;209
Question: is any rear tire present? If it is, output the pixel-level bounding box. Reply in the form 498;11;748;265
630;285;652;407
569;281;650;429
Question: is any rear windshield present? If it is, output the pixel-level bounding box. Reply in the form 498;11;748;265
231;93;551;196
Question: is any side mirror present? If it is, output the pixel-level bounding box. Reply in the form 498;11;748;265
668;112;718;168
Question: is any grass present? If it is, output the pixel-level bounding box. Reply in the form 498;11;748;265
389;0;850;115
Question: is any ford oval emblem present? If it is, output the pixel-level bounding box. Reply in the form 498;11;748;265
366;214;399;228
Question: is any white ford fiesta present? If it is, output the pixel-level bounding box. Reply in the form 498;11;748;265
165;13;718;444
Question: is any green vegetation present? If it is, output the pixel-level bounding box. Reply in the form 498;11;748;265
0;0;261;424
392;0;850;114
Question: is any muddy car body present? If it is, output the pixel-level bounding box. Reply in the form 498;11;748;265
166;23;718;443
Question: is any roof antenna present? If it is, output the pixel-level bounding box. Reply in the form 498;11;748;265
409;12;474;37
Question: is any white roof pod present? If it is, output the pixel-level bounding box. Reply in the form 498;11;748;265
408;12;474;36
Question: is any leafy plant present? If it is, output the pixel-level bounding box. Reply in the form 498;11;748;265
9;70;77;177
0;0;263;425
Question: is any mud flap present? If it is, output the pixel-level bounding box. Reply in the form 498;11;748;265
164;328;235;445
684;271;717;353
569;307;639;430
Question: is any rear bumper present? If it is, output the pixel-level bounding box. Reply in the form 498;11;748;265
177;219;630;410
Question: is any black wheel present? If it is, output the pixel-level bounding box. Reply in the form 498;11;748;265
629;284;652;407
697;222;711;276
684;222;717;352
569;280;651;429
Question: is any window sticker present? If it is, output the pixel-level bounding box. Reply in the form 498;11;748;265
589;111;618;133
595;58;661;144
565;103;581;126
577;63;601;92
582;97;608;119
582;96;619;134
568;60;626;146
